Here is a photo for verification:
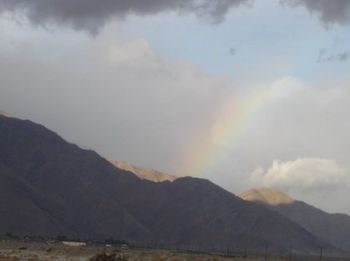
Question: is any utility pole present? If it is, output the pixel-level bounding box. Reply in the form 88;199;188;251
264;245;268;261
319;246;324;261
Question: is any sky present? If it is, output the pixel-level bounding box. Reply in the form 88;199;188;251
0;0;350;214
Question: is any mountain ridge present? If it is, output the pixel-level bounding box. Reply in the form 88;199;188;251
0;115;342;255
112;160;177;182
240;187;350;252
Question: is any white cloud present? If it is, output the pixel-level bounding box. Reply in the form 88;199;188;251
107;39;158;68
251;158;347;191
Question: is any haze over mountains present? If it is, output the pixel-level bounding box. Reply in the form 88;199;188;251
240;188;350;253
0;115;345;256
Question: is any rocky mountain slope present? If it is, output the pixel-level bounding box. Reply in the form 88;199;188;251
240;188;350;252
0;115;338;255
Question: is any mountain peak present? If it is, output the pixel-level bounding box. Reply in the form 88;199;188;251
112;160;177;182
0;111;9;117
240;187;294;206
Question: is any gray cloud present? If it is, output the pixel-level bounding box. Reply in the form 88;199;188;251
318;49;350;63
323;51;350;62
1;22;350;213
282;0;350;25
1;0;349;34
0;0;250;33
0;32;232;176
229;48;236;56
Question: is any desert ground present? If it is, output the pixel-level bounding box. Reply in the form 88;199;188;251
0;239;248;261
1;240;349;261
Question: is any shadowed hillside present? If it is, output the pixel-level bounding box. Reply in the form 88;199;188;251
0;115;340;255
241;188;350;252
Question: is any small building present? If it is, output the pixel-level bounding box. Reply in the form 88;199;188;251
62;241;86;247
120;243;128;250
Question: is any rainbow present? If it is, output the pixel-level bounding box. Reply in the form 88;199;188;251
183;86;280;177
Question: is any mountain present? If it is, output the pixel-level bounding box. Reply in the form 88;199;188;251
240;188;294;206
0;115;338;255
240;188;350;252
112;160;177;182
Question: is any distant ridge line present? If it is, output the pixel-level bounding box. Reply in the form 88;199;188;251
112;160;178;182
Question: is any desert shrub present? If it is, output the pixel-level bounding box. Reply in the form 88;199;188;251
90;252;128;261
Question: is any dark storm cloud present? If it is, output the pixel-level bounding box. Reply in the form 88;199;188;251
282;0;350;25
0;0;250;33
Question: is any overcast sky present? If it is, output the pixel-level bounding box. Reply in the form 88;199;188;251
1;0;350;214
